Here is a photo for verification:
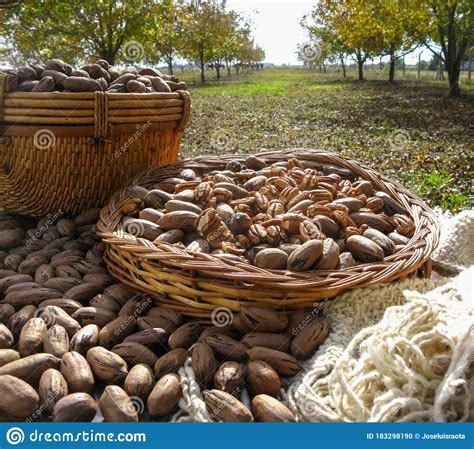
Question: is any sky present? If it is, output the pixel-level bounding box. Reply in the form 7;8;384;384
227;0;314;65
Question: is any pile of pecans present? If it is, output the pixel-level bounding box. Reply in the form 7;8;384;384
198;306;328;422
1;58;187;93
0;209;328;422
122;155;415;271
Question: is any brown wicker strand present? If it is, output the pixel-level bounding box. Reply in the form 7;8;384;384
176;90;191;131
94;91;105;138
0;74;5;123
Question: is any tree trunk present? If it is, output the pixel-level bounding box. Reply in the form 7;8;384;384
437;3;468;96
225;60;231;76
355;50;364;80
199;49;205;83
444;39;462;95
358;61;364;80
168;55;173;75
436;59;445;80
103;49;115;65
389;49;396;82
468;55;472;81
447;64;461;96
340;56;346;78
216;64;221;80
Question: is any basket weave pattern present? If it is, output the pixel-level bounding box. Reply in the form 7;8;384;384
0;73;191;217
97;149;439;318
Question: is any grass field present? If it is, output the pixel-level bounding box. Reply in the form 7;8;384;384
179;67;473;211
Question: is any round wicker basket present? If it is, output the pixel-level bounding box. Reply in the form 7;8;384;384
0;73;191;217
97;149;439;319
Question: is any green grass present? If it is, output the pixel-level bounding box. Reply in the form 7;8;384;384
193;80;347;96
401;170;471;211
179;67;473;212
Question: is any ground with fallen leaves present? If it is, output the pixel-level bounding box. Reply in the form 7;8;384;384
179;67;473;212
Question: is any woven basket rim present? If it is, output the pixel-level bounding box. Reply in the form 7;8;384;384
3;91;184;98
97;148;440;289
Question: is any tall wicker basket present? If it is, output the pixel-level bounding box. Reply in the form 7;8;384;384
0;73;191;217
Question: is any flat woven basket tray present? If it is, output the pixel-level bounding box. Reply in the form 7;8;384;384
97;149;439;319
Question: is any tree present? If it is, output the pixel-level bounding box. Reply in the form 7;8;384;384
209;8;239;79
180;0;261;82
253;45;265;65
303;0;373;80
424;0;474;96
181;0;226;83
146;0;187;75
366;0;430;82
1;0;154;65
0;0;17;9
212;10;249;79
335;0;429;81
304;0;431;81
221;19;250;76
234;34;264;71
301;1;351;77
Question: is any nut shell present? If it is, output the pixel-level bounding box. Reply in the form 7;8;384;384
346;235;384;262
147;373;182;416
204;389;253;422
287;239;323;271
247;360;281;397
53;392;97;422
252;394;296;422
